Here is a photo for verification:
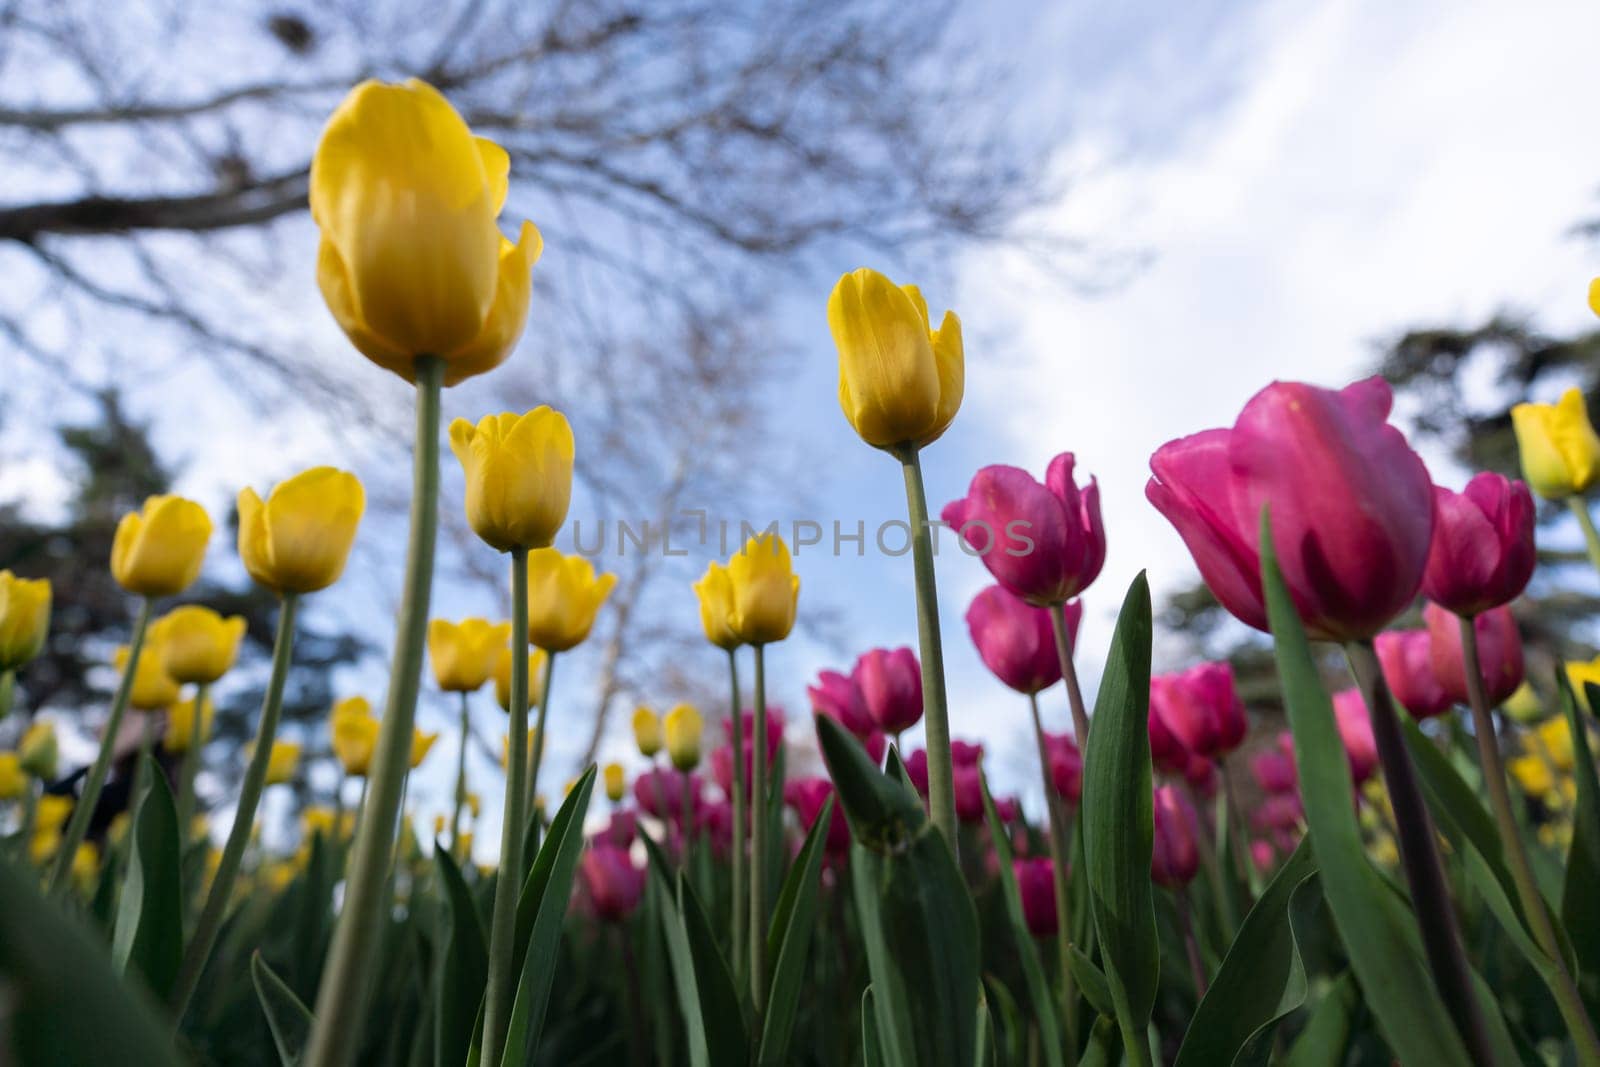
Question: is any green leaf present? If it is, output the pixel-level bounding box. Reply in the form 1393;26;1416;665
982;975;1024;1067
980;777;1065;1067
862;987;886;1067
1075;1015;1121;1067
679;872;749;1067
1173;840;1317;1067
1567;681;1600;1013
291;825;332;999
816;713;925;848
1079;572;1159;1050
643;832;742;1067
1259;511;1472;1067
758;796;832;1067
252;950;314;1067
1280;973;1359;1067
435;843;489;1067
500;764;597;1067
111;755;183;1000
1066;947;1114;1020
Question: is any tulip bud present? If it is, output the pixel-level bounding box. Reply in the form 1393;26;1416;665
1151;785;1201;888
827;267;963;450
1043;731;1083;806
116;642;179;712
1150;662;1248;760
238;467;364;595
1510;388;1600;500
111;495;212;598
493;647;547;714
853;647;923;734
448;408;574;551
692;561;740;650
526;548;616;652
410;729;439;769
726;535;799;645
784;776;849;854
964;586;1069;695
1422;474;1536;615
1331;690;1379;785
632;706;663;758
1374;629;1454;720
428;618;512;693
0;754;25;800
1424;602;1524;708
311;79;542;385
602;762;626;803
1250;740;1297;795
0;571;51;672
164;693;214;754
579;844;646;922
155;605;246;685
1014;857;1059;938
264;741;300;786
664;704;704;771
331;697;380;776
18;721;57;780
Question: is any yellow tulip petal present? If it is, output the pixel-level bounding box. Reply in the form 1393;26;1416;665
440;221;543;385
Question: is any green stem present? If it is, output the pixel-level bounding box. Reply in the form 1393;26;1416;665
681;771;695;871
451;691;469;858
727;647;746;984
176;683;207;835
749;643;769;1017
1458;616;1600;1064
1049;604;1091;749
0;669;14;721
1568;497;1600;579
527;652;557;816
894;446;956;853
1176;887;1208;997
1027;691;1079;1052
484;546;530;1066
1218;757;1259;899
1346;639;1497;1067
130;714;154;819
50;597;153;893
171;593;299;1019
304;355;443;1067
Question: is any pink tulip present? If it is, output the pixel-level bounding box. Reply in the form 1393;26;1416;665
579;845;646;922
1250;840;1276;873
1422;473;1536;616
1151;785;1201;889
1150;662;1248;759
854;647;924;734
953;763;986;823
941;453;1106;606
1043;731;1083;806
1184;753;1219;798
1331;689;1379;784
965;585;1074;695
1251;792;1304;833
950;740;986;767
1250;735;1297;794
1147;377;1435;641
1375;629;1455;720
633;767;703;821
696;800;733;857
724;707;787;753
809;670;887;763
1014;857;1059;937
785;777;850;854
994;795;1021;823
591;809;638;849
1424;602;1525;707
1148;704;1192;776
904;749;930;795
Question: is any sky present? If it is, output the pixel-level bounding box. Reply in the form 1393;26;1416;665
6;0;1600;849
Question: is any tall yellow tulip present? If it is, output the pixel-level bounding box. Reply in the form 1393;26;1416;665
603;762;626;803
331;697;381;776
726;535;799;646
410;729;439;769
165;693;215;754
525;549;616;652
428;618;512;693
1511;388;1600;500
827;267;964;451
18;721;56;779
692;562;740;650
311;79;542;385
449;409;574;551
0;572;51;672
238;467;365;595
493;647;547;713
155;605;247;685
115;642;180;711
264;741;300;786
111;495;212;597
0;753;25;800
664;704;704;771
632;706;663;758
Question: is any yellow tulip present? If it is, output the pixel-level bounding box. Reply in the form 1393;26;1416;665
1511;388;1600;500
265;741;300;785
1533;717;1577;773
115;642;180;711
664;704;704;771
1566;656;1600;713
525;549;616;652
110;495;212;597
466;792;482;819
692;562;740;651
331;697;380;776
410;729;439;769
499;728;539;770
35;794;71;835
1509;754;1555;797
18;721;57;779
603;762;626;802
493;646;547;713
448;409;574;551
827;267;964;451
433;813;447;838
238;467;365;595
428;618;512;693
632;706;662;758
165;692;214;755
71;842;100;888
1502;680;1543;724
311;79;542;385
154;605;246;684
0;571;51;671
0;753;26;800
1589;276;1600;318
726;534;799;645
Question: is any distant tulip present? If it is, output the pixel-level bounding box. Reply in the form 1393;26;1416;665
692;562;741;650
1250;840;1277;873
111;495;212;598
164;693;214;755
1424;602;1524;707
785;777;848;854
1251;792;1305;834
155;605;246;685
1014;857;1059;937
1042;731;1083;806
1147;703;1192;777
950;740;985;767
633;767;700;822
525;548;616;652
905;749;931;795
965;586;1069;694
726;535;799;645
712;709;785;800
116;642;179;711
311;79;541;385
1502;681;1544;724
1331;690;1379;784
409;729;439;769
1422;474;1536;615
1151;785;1201;888
238;467;365;595
448;409;573;551
1375;629;1455;720
1147;377;1434;641
18;721;57;780
602;763;626;803
493;646;546;714
953;763;986;823
428;618;512;693
331;698;380;776
665;704;704;771
1568;656;1600;713
1510;388;1600;500
580;844;646;922
592;809;637;849
827;267;963;450
264;741;300;786
853;647;923;734
0;753;24;800
697;800;734;857
807;669;871;735
1250;735;1297;794
943;454;1106;606
0;572;51;672
632;706;663;758
1150;662;1248;759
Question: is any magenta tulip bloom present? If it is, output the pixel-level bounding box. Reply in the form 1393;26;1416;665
785;777;850;854
724;707;787;754
579;845;646;922
1150;662;1248;759
1250;735;1297;794
1250;840;1277;873
1043;731;1083;806
1148;701;1193;776
1424;602;1525;707
1147;377;1435;641
590;809;638;849
965;586;1074;694
904;748;930;794
953;762;986;823
1331;690;1379;784
1422;473;1536;616
1014;857;1059;937
696;800;733;857
1375;629;1455;720
941;452;1106;606
1250;792;1304;834
633;768;702;822
1151;785;1201;889
993;795;1021;823
854;647;924;734
1183;752;1219;797
809;671;887;763
950;739;985;767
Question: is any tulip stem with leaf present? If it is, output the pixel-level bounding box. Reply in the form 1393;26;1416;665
750;642;770;1014
726;646;746;983
451;691;470;857
175;684;207;833
1050;604;1092;749
1027;690;1078;1049
527;651;557;816
1457;615;1600;1062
